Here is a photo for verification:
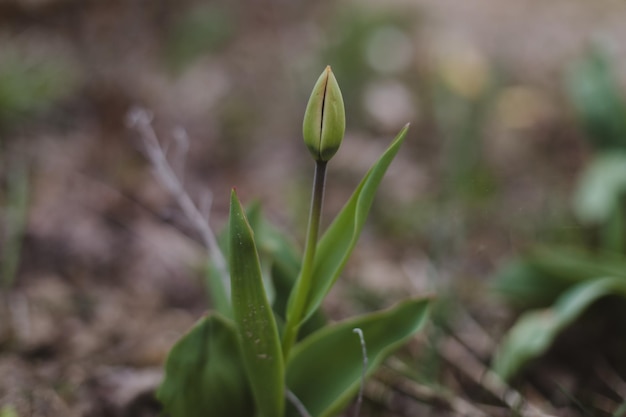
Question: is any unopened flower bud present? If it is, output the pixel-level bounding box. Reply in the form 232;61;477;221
302;66;346;162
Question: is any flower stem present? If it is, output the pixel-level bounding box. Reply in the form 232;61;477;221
282;160;327;359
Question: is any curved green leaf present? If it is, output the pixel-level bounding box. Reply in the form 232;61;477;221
157;313;254;417
294;125;409;324
491;246;626;308
229;190;285;417
286;297;431;417
493;276;626;381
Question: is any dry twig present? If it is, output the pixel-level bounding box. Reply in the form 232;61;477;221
380;359;490;417
437;335;557;417
126;107;230;298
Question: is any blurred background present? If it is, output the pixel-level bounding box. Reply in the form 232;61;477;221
3;0;626;415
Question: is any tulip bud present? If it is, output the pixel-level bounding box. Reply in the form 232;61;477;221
302;66;346;162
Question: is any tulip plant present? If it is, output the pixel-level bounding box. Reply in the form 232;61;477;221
157;67;431;417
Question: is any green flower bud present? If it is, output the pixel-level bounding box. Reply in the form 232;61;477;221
303;66;346;162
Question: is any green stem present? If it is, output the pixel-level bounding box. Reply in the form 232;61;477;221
282;160;327;359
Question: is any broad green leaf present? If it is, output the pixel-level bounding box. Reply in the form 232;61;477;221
493;276;626;381
208;199;327;335
492;246;626;308
573;153;626;224
157;313;254;417
229;190;285;417
286;297;431;417
293;125;409;324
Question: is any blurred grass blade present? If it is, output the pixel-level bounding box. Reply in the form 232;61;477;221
493;276;626;381
157;313;254;417
229;190;285;417
2;161;29;289
286;297;431;417
293;125;409;325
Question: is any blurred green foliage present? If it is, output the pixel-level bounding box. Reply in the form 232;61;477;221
494;277;626;381
1;160;29;290
0;405;17;417
165;3;236;72
321;7;416;125
433;74;497;206
567;47;626;151
0;47;76;128
492;47;626;380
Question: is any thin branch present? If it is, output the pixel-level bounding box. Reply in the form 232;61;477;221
447;310;554;409
437;335;557;417
378;361;490;417
172;127;190;183
200;191;214;223
286;389;312;417
126;107;230;299
353;328;368;417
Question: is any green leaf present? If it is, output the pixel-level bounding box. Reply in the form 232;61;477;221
209;199;327;336
205;260;232;318
271;260;327;339
247;203;301;314
286;297;431;417
566;45;626;151
247;206;328;338
157;313;254;417
573;152;626;224
491;246;626;308
229;190;285;417
491;260;573;309
205;201;268;318
493;276;626;381
294;125;409;324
